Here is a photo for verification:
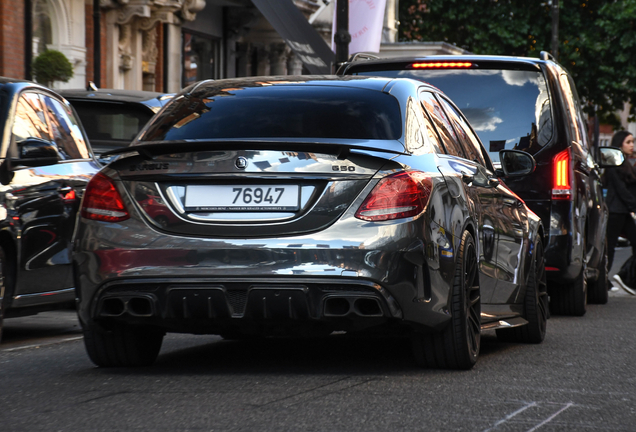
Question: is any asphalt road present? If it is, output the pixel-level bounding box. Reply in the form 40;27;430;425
1;248;635;431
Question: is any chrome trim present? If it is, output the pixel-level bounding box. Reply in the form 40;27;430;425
13;288;75;301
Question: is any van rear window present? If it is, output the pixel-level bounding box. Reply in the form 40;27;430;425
354;69;552;162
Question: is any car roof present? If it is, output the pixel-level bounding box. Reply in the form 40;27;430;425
0;76;32;85
180;75;435;97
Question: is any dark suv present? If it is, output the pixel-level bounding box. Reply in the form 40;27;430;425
339;53;618;315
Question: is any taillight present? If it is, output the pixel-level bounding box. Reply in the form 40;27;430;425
552;148;571;200
355;171;432;221
411;62;473;69
81;172;130;222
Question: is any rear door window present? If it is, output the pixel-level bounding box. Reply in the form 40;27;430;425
12;92;51;143
437;96;487;166
419;91;465;158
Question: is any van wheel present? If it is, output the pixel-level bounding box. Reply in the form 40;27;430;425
83;322;164;367
549;268;587;316
497;238;548;343
411;231;481;369
588;239;609;304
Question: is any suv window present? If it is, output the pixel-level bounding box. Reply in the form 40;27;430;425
356;69;553;163
419;91;465;158
69;101;154;143
560;73;591;151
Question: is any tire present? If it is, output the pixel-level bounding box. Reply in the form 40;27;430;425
412;231;481;369
496;238;548;343
83;322;164;367
588;239;609;304
549;268;587;316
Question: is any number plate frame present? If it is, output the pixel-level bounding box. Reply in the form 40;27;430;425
184;185;300;212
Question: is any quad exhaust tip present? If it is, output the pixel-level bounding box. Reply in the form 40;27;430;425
99;296;155;318
324;296;383;317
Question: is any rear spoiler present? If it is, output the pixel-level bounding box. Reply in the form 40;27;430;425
100;139;408;160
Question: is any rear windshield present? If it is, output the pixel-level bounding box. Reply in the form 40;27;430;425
140;86;402;141
353;69;552;162
68;101;154;142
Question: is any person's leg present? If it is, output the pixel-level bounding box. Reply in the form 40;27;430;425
625;215;636;258
607;213;626;271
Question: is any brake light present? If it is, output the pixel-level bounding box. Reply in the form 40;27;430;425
411;62;473;69
552;148;571;200
81;172;130;222
355;171;432;221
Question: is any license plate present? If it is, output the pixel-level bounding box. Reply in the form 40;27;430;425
184;185;300;212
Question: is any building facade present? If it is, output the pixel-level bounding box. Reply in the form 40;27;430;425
0;0;400;92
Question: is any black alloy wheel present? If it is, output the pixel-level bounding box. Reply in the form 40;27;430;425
496;238;548;343
588;239;609;304
83;322;165;367
412;230;481;369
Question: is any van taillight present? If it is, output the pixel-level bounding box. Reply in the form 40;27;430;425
81;172;130;222
552;148;571;200
355;171;432;221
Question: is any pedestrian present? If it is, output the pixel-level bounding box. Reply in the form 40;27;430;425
605;130;636;294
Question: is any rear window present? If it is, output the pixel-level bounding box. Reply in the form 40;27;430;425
140;86;402;141
68;101;154;142
353;69;553;162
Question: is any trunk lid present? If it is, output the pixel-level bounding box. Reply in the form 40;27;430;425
110;146;396;238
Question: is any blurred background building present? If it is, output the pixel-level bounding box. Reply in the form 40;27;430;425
1;0;632;134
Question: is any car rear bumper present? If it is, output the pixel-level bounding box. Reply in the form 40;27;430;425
73;216;457;336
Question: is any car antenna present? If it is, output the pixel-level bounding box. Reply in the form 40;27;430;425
87;81;98;91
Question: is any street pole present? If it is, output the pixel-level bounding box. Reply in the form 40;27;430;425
551;0;559;62
334;0;351;71
25;0;33;80
93;0;101;88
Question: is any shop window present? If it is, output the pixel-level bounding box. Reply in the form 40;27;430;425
183;31;220;87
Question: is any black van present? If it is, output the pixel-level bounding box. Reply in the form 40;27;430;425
339;53;620;315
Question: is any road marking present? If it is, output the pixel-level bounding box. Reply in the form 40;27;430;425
526;402;574;432
1;336;83;352
482;401;537;432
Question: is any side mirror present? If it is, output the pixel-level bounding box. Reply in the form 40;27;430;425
499;149;536;177
597;147;625;168
11;138;60;167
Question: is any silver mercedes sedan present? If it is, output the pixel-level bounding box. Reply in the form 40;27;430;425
73;75;547;369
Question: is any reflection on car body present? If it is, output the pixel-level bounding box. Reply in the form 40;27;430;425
74;75;548;370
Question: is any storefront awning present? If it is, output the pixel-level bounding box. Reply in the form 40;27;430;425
252;0;335;74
